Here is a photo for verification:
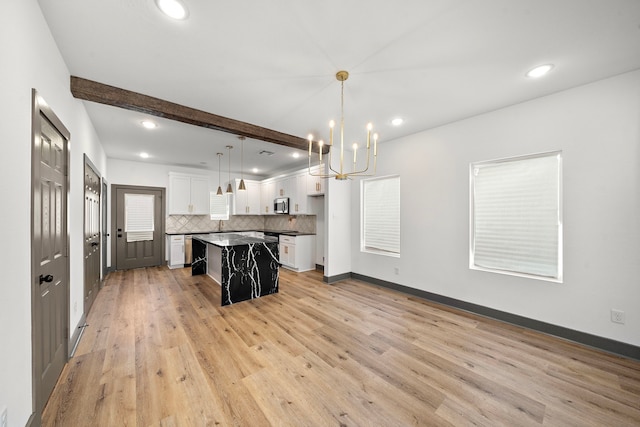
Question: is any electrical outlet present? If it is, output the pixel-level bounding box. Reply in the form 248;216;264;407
611;309;625;324
1;407;7;427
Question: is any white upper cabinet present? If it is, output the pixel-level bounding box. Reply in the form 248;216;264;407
231;179;261;215
168;173;210;215
275;176;293;198
307;165;325;195
290;173;308;214
261;180;275;215
261;170;319;215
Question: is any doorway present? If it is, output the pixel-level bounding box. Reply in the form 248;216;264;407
112;185;165;270
31;89;70;419
84;155;101;314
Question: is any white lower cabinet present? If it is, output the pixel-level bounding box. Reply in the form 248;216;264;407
207;244;222;284
168;235;185;269
279;234;316;272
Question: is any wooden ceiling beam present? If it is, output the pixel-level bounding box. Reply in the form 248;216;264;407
70;76;328;153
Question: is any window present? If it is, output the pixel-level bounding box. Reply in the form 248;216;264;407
210;192;229;220
361;175;400;257
124;193;154;242
470;151;562;281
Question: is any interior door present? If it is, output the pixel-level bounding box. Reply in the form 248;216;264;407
31;90;69;417
84;156;101;313
102;179;108;277
113;185;165;270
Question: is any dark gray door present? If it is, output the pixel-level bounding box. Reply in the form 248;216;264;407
102;179;108;278
84;156;101;313
113;185;165;270
31;90;69;417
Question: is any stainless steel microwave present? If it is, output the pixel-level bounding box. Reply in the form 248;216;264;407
274;197;289;214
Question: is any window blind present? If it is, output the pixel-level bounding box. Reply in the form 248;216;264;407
362;175;400;256
125;193;155;242
210;192;229;220
471;152;561;280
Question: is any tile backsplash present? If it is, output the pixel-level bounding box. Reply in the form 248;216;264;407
166;214;316;234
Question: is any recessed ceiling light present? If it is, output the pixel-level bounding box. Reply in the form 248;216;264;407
526;64;554;79
391;117;404;126
252;168;259;173
292;152;300;158
140;152;150;159
141;120;157;129
155;0;188;20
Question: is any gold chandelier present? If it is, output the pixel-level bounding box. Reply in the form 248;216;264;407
308;70;378;180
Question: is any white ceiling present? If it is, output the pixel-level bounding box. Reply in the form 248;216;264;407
37;0;640;178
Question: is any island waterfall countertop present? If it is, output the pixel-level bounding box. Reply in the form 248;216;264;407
191;233;280;306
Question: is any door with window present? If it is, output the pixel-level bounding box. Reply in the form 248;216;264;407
113;185;165;270
84;156;101;313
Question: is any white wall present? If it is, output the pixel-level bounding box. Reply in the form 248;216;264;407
0;1;107;425
325;178;352;278
351;70;640;346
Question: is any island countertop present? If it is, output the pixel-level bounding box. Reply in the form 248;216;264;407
191;233;278;247
191;233;280;306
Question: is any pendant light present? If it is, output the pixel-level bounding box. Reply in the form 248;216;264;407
238;136;246;191
225;145;233;194
216;153;223;195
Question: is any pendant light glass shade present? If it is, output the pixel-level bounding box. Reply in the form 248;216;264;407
238;136;246;191
216;153;223;195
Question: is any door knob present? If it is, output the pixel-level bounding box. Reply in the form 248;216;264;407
91;242;99;247
39;274;53;284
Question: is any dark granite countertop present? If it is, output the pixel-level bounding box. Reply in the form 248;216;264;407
280;231;315;236
166;230;218;235
191;233;278;247
264;230;315;236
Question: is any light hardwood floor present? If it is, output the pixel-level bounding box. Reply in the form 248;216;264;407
42;266;640;426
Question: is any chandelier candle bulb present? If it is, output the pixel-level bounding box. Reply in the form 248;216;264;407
329;121;334;146
367;123;372;148
319;140;324;162
374;133;378;157
308;134;313;156
353;143;358;166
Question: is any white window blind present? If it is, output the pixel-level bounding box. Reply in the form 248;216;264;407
210;192;229;220
361;175;400;256
470;152;562;281
125;193;155;242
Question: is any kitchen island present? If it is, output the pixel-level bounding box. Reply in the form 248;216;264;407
191;233;280;306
